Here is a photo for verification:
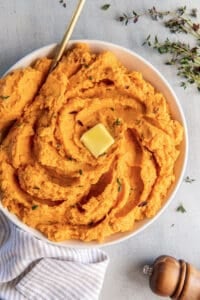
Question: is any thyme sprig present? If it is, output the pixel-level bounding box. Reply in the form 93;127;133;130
119;7;170;25
143;35;200;91
164;9;200;40
118;6;200;41
118;6;200;91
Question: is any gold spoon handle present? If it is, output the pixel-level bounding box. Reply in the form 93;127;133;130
49;0;86;73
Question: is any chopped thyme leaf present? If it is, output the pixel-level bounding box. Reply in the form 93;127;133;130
79;169;83;175
77;120;84;126
110;107;115;111
67;156;74;161
88;76;93;80
99;152;106;156
113;118;121;126
117;178;122;192
84;64;89;68
135;119;141;125
184;176;196;183
32;205;38;210
101;4;110;11
176;204;186;213
153;107;159;114
0;95;10;100
129;187;136;195
138;201;147;207
69;111;77;115
33;186;40;190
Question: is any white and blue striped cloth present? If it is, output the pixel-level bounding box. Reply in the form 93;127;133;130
0;212;109;300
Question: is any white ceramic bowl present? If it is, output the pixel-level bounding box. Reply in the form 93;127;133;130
0;40;188;248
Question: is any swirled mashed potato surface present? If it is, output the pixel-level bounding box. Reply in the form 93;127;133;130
0;44;183;242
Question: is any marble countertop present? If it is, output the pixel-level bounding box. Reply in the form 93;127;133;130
0;0;199;299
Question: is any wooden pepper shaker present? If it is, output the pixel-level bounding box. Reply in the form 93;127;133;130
143;255;200;300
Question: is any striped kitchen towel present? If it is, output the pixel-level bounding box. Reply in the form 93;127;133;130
0;211;109;300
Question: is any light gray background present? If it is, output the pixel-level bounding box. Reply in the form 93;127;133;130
0;0;199;299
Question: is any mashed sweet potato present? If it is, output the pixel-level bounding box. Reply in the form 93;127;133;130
0;43;183;242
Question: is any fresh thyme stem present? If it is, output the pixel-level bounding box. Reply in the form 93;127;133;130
118;6;200;91
118;6;200;40
144;36;200;90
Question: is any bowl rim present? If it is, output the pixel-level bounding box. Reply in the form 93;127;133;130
0;39;188;248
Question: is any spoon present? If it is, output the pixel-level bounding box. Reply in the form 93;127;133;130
49;0;86;73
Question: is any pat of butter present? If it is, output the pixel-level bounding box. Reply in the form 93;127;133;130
80;123;114;158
